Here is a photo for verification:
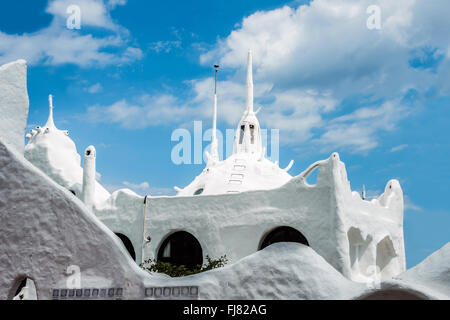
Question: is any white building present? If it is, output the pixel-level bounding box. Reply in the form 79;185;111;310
1;58;449;301
23;51;406;283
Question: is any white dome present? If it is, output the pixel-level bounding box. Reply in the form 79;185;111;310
24;95;110;204
177;152;292;196
177;50;293;196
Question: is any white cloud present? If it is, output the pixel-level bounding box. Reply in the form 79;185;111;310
46;0;119;30
391;144;408;152
404;196;423;212
196;0;450;152
0;0;141;67
85;77;268;129
149;40;182;53
85;83;103;93
107;0;127;9
316;101;410;153
85;0;450;154
86;94;202;129
201;0;449;98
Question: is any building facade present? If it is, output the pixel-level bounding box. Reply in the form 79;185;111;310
24;52;406;283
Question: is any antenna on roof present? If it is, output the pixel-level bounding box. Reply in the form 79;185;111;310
209;64;220;165
214;64;219;94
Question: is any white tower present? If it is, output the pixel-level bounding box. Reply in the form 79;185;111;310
82;145;96;210
233;50;263;156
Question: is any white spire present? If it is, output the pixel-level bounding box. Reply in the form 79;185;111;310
233;50;263;156
45;94;56;128
246;49;254;113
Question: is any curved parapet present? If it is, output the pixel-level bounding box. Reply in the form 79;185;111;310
291;152;405;280
376;179;404;218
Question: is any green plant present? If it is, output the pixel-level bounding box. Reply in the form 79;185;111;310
140;255;228;277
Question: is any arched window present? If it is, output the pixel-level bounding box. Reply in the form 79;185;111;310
157;231;203;269
376;236;398;278
10;278;37;300
115;233;136;261
259;226;309;250
359;289;427;300
249;124;255;144
239;125;245;144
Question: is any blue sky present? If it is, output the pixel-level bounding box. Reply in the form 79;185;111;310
0;0;449;268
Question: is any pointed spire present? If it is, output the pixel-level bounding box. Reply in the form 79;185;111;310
245;49;254;113
233;50;263;156
45;94;56;128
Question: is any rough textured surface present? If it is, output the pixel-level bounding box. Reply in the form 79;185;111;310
395;243;450;297
0;139;154;299
352;243;450;300
1;136;449;300
161;243;366;299
0;60;28;154
94;152;406;283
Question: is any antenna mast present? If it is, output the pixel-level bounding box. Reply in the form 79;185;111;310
209;64;220;164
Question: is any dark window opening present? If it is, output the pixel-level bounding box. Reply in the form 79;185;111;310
157;231;203;269
259;226;309;250
239;125;245;144
249;124;255;144
115;233;136;261
9;277;37;300
15;279;27;296
194;188;204;195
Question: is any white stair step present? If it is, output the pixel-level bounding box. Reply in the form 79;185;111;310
230;173;244;180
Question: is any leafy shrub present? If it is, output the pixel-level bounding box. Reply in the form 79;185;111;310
140;255;228;277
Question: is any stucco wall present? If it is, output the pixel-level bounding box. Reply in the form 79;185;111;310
0;140;153;299
94;152;405;281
